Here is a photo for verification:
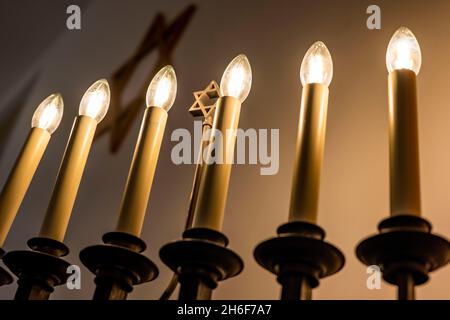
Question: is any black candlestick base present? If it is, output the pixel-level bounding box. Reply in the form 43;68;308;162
80;232;158;300
159;228;243;301
254;221;345;300
3;237;70;300
0;248;13;286
356;215;450;300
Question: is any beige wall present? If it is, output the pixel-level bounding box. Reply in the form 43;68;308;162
0;0;449;299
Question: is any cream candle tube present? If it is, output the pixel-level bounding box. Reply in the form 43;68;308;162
192;96;241;231
288;84;329;223
388;69;421;216
115;107;168;236
39;115;97;241
0;128;49;246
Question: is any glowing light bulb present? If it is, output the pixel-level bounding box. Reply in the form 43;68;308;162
31;93;64;134
300;41;333;87
220;54;252;102
386;27;422;75
146;65;177;111
79;79;110;122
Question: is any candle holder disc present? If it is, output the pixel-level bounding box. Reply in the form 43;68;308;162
159;228;243;301
80;232;158;300
3;237;70;300
254;221;345;300
356;215;450;300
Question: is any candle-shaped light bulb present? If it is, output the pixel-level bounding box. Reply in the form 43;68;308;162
40;79;110;241
386;27;422;75
0;93;63;246
300;41;333;87
220;54;252;102
386;27;422;217
146;65;177;111
192;55;251;231
288;41;332;224
116;67;177;236
79;79;110;122
31;94;64;134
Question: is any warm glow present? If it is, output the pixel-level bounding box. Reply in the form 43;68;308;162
146;65;177;111
300;41;333;86
79;79;110;122
386;27;422;75
220;54;252;103
31;93;64;134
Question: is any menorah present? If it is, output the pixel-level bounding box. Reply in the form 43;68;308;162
0;27;449;301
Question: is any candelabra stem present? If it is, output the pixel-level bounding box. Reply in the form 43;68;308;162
160;118;213;301
92;274;130;300
178;268;215;301
397;272;415;300
15;277;52;300
0;249;13;287
279;275;312;300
